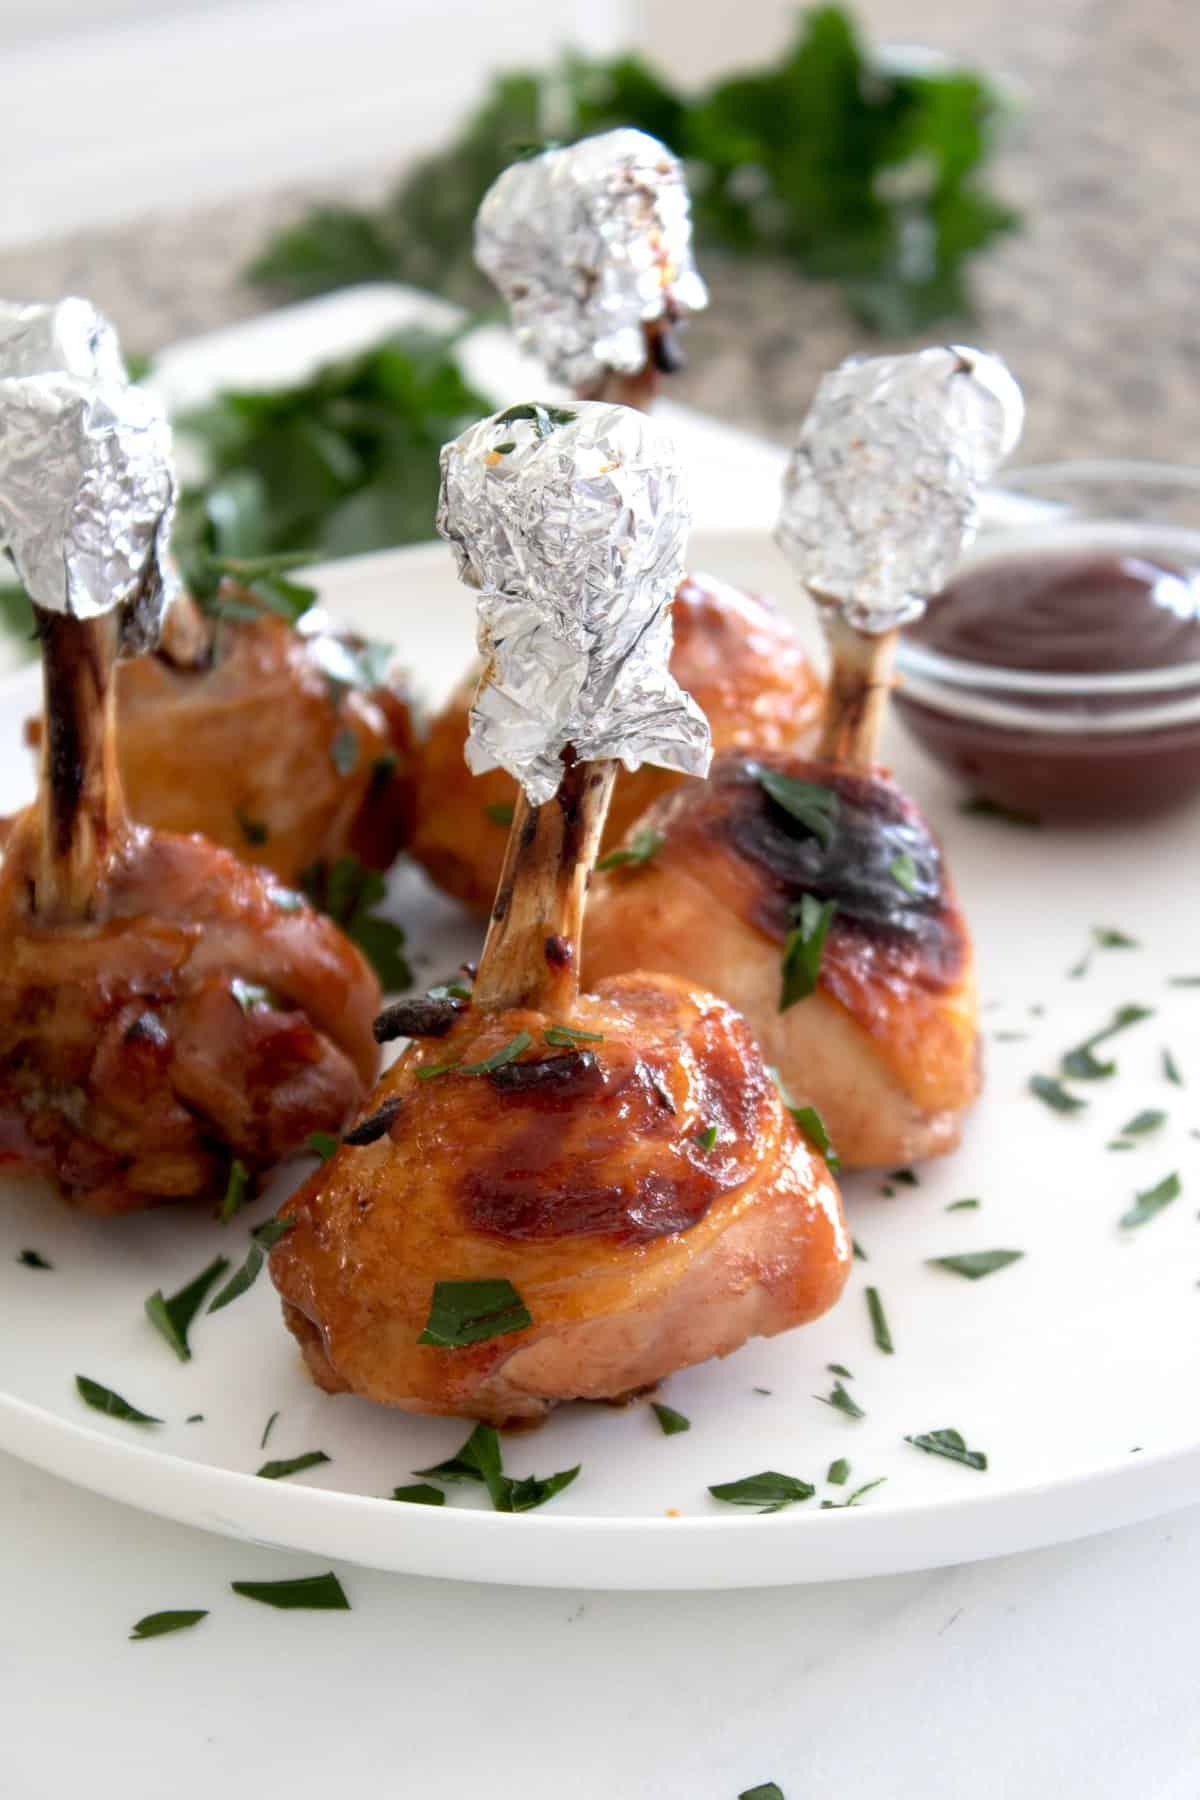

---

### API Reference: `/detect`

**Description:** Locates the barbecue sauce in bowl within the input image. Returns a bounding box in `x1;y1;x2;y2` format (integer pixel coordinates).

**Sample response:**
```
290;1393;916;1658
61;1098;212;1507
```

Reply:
894;544;1200;821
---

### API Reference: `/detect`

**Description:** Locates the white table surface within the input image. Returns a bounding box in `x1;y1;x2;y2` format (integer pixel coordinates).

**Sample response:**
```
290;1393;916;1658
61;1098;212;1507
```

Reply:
5;1449;1200;1799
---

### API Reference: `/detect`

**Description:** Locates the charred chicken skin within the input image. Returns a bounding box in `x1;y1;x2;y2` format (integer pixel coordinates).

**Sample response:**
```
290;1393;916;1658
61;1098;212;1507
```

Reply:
410;575;823;913
585;751;979;1169
270;972;849;1423
26;594;418;883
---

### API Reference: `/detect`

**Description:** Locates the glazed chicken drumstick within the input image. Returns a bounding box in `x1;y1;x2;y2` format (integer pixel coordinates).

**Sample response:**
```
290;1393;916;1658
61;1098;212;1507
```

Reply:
0;304;380;1214
410;130;823;913
3;297;416;887
586;348;1025;1169
270;401;850;1422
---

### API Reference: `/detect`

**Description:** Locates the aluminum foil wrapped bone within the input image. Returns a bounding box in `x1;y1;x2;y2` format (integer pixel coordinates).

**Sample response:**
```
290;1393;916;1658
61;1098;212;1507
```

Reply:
0;362;177;657
437;399;712;805
475;129;708;391
0;297;127;386
776;346;1025;635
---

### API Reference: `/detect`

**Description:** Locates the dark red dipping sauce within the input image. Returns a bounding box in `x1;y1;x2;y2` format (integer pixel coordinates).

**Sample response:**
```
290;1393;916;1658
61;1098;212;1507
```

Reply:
894;548;1200;821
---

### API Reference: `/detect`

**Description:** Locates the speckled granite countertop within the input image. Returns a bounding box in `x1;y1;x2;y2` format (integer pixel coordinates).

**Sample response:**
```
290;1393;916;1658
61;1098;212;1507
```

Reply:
3;0;1197;465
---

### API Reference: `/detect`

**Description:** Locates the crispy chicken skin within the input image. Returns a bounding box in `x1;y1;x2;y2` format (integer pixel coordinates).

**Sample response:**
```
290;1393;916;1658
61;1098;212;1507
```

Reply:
270;973;850;1423
0;815;381;1214
26;607;418;883
410;576;824;913
585;753;980;1169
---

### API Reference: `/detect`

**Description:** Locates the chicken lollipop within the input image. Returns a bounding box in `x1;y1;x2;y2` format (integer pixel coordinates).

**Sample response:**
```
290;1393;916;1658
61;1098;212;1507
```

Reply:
270;402;850;1422
410;131;822;912
4;298;416;886
586;348;1025;1169
0;328;380;1213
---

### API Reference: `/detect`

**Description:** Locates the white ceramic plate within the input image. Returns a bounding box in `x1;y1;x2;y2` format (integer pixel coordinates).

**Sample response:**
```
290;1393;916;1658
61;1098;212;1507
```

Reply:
1;530;1199;1591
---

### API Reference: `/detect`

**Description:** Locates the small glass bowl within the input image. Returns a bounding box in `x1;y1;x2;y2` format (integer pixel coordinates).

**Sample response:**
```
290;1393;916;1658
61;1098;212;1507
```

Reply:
892;461;1200;821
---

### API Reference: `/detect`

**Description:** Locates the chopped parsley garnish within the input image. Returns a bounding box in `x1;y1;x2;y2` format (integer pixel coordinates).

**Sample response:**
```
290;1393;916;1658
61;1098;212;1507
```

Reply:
186;1414;204;1424
130;1610;208;1641
144;1255;231;1361
1168;975;1200;987
822;1477;888;1510
927;1249;1024;1281
866;1286;894;1355
889;1167;919;1187
391;1483;445;1505
305;1131;339;1162
1120;1109;1166;1138
596;827;664;872
217;1158;250;1224
889;851;918;894
826;1457;850;1486
414;1422;578;1512
257;1450;331;1481
1030;1074;1087;1114
483;800;515;827
1119;1171;1181;1230
260;1410;280;1449
543;1023;604;1047
905;1427;987;1471
946;1198;980;1212
329;727;359;776
230;977;277;1014
779;893;836;1010
17;1248;51;1269
960;795;1040;826
769;1069;840;1171
76;1376;162;1426
694;1124;719;1153
207;1217;295;1313
236;810;270;847
299;854;411;991
231;1572;349;1611
827;1363;853;1379
738;1785;785;1800
418;1029;534;1082
417;1277;532;1347
752;766;837;849
1164;1048;1184;1087
493;402;577;435
1060;1005;1154;1081
651;1402;691;1436
708;1471;815;1514
1069;925;1140;977
817;1379;864;1420
852;1239;867;1263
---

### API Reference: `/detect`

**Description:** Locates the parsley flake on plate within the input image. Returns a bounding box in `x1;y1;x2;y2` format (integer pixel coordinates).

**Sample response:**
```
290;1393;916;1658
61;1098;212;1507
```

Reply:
391;1483;446;1506
144;1255;231;1361
866;1286;894;1355
826;1457;850;1486
1119;1171;1181;1230
413;1422;578;1513
256;1450;331;1481
650;1402;691;1436
207;1218;295;1314
129;1610;208;1642
231;1572;349;1611
817;1379;864;1420
708;1471;815;1514
905;1427;987;1471
17;1248;51;1269
76;1376;162;1426
927;1249;1024;1281
1030;1074;1087;1114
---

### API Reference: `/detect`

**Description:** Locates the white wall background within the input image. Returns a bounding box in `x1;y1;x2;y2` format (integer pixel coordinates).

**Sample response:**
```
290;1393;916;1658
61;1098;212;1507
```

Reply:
0;0;818;251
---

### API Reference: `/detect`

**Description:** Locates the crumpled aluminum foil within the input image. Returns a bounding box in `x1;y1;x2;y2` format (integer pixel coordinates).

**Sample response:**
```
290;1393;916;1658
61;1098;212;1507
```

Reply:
475;129;708;391
0;307;177;655
437;398;711;804
0;297;127;386
776;345;1025;634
